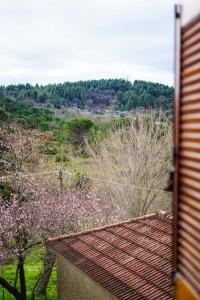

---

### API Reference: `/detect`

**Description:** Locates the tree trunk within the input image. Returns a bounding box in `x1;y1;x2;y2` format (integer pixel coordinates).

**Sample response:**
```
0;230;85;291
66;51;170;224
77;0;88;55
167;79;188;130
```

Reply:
14;262;19;288
0;276;21;300
32;248;55;299
18;256;27;300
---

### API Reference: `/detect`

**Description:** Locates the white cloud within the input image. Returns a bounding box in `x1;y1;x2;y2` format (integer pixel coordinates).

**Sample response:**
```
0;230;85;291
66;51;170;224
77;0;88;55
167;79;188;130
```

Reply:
0;0;176;86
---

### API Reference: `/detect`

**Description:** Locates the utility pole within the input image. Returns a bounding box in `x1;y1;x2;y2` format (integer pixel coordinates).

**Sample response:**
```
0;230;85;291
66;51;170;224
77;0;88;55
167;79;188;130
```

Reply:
58;169;63;196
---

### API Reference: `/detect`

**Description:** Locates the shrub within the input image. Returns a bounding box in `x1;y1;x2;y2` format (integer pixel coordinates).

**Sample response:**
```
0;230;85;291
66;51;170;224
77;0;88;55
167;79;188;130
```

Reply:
64;118;94;146
86;113;172;216
55;154;68;162
38;121;50;132
39;142;57;155
0;109;9;122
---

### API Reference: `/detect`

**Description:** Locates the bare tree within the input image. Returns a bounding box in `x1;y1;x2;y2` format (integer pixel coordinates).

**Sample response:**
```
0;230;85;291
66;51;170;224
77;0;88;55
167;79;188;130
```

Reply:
86;114;172;216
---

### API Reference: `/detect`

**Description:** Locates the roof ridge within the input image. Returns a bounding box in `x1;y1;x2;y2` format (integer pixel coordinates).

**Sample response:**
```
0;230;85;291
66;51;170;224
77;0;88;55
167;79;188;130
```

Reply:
47;212;157;243
156;209;172;221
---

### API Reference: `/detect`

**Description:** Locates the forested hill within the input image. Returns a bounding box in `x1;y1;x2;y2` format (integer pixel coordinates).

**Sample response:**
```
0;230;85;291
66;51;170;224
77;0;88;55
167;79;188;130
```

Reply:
0;79;173;111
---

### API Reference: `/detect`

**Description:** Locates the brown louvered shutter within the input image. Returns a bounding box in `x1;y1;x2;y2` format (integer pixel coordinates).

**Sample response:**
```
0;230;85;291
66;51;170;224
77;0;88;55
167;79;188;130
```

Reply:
174;5;200;300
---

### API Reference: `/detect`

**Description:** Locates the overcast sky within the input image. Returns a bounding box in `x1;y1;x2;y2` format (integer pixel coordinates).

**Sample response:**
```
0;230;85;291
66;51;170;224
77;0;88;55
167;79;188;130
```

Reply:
0;0;176;86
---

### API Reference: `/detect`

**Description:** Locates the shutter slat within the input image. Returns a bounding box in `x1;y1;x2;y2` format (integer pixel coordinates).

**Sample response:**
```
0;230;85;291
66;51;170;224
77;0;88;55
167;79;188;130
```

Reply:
180;122;200;129
182;81;200;94
182;93;200;102
179;202;200;222
179;264;200;293
180;145;200;153
181;103;200;113
179;219;200;243
178;235;200;260
180;186;200;205
179;212;200;242
179;228;200;251
182;48;200;66
180;151;200;163
182;72;200;85
179;255;200;279
182;85;200;96
178;257;200;288
175;10;200;299
181;130;200;138
182;31;200;47
181;141;200;150
181;112;200;120
182;19;200;39
180;166;200;180
182;61;200;76
180;174;200;189
179;246;200;273
182;43;200;60
180;158;200;172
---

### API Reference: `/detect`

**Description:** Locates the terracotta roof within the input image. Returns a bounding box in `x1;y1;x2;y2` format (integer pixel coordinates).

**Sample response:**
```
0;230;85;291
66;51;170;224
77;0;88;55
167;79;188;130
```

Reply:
47;210;173;300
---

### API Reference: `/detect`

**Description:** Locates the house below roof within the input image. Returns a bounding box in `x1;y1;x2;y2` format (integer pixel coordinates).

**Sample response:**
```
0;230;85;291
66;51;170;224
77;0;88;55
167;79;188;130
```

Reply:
47;210;173;300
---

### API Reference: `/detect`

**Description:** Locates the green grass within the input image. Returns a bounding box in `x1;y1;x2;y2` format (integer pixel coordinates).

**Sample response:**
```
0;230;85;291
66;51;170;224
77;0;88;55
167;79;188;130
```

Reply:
0;247;56;300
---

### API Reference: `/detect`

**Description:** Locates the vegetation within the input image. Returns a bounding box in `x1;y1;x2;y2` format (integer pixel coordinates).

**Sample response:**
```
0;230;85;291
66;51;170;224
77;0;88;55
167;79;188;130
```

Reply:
0;91;173;299
0;96;133;154
0;97;54;130
54;118;94;147
86;114;172;216
0;97;94;152
0;247;57;300
0;124;125;299
0;79;173;111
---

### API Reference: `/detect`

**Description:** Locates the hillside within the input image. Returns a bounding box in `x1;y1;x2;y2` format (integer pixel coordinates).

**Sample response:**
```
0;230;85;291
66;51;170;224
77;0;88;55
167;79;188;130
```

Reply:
0;97;55;131
0;79;173;111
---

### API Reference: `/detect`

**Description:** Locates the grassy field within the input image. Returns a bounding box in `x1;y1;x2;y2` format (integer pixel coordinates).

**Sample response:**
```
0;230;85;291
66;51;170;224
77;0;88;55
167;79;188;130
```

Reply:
0;247;56;300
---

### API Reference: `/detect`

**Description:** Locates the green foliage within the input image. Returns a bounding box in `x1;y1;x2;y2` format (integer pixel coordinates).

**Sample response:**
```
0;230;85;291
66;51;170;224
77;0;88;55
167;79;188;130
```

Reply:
63;118;94;146
117;80;173;110
38;142;57;155
0;98;96;151
0;247;56;300
0;109;9;122
69;171;89;188
38;121;50;132
0;181;14;202
89;117;131;142
55;154;68;162
0;97;54;131
1;79;173;111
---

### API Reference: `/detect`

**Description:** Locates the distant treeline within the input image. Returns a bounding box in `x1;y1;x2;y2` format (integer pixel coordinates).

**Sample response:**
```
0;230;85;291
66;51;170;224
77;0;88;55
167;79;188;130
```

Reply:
0;79;173;111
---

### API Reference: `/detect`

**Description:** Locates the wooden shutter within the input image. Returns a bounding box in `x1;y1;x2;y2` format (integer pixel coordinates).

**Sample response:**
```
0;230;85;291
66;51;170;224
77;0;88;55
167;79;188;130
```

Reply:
174;5;200;300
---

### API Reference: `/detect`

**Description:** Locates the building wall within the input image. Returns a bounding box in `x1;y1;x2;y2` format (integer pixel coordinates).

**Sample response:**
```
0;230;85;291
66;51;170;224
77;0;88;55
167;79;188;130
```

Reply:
57;254;117;300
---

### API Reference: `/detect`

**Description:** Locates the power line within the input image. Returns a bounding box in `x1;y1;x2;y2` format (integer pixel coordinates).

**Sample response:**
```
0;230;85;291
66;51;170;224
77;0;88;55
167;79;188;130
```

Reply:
62;170;168;193
0;171;57;181
0;169;169;193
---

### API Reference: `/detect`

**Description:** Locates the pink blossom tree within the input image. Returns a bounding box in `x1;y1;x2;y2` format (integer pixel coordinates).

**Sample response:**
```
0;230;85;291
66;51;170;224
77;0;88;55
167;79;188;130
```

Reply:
0;176;109;299
0;125;126;299
0;176;125;299
0;125;39;175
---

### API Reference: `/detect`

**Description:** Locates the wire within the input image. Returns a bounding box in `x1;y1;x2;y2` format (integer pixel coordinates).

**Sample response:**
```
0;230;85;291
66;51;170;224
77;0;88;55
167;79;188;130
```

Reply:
0;169;169;193
62;170;168;193
0;171;57;181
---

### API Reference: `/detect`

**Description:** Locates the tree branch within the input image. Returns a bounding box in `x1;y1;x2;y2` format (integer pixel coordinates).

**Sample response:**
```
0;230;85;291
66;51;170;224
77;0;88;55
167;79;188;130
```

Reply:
0;276;21;300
